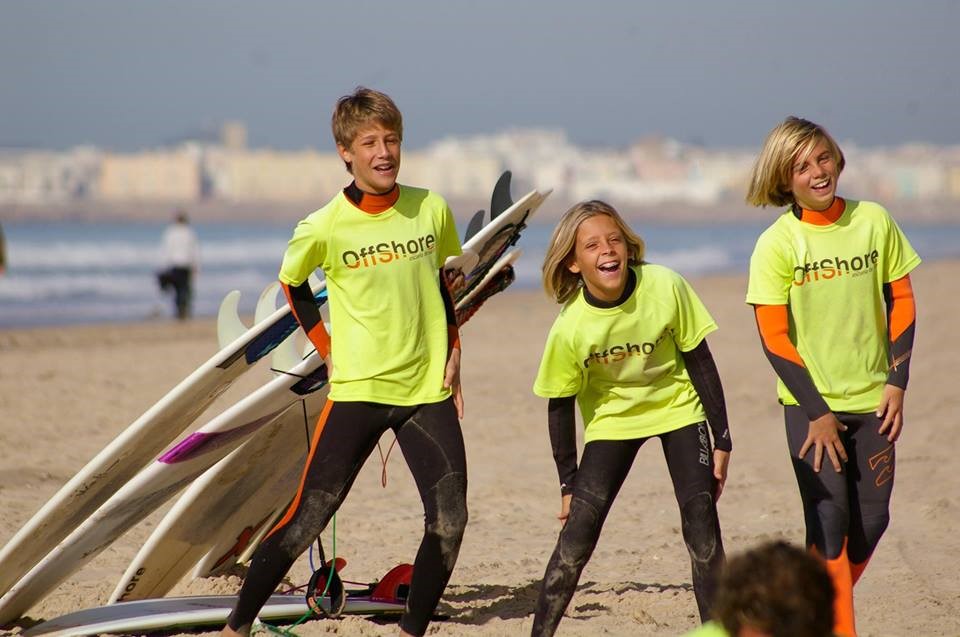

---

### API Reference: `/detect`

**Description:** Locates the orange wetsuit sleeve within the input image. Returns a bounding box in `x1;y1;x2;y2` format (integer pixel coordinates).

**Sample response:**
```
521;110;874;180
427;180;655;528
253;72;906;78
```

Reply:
885;274;916;389
281;280;330;359
754;304;831;420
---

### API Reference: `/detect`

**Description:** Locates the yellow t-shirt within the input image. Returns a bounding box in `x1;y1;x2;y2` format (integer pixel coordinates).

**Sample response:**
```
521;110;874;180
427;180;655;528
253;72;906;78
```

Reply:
279;185;461;405
681;621;729;637
746;199;920;413
534;264;717;443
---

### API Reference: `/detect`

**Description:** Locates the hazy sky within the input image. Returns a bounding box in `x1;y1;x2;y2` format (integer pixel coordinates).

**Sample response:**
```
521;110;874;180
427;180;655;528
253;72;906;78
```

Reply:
3;1;958;152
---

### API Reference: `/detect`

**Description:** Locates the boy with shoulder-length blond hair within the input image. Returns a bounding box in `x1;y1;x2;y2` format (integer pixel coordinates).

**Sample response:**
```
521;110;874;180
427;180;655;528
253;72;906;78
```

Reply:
745;115;920;637
222;86;466;637
746;116;845;208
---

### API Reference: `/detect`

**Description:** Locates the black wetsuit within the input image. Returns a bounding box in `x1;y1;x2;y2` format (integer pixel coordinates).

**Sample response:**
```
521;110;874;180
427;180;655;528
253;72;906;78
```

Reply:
227;398;467;636
784;407;894;564
532;269;730;636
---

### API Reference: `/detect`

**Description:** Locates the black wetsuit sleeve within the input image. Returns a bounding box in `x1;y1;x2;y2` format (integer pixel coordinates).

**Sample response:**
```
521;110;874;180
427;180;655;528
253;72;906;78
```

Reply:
754;305;831;421
681;340;732;452
547;396;578;496
281;280;329;358
884;278;916;389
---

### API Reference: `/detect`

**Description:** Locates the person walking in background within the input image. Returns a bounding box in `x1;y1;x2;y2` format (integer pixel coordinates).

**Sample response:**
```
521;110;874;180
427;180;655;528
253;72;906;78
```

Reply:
531;200;731;636
159;210;200;320
745;116;920;637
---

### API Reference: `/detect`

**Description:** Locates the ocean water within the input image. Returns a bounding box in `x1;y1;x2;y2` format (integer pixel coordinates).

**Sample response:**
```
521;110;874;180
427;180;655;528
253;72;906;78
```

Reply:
1;219;958;329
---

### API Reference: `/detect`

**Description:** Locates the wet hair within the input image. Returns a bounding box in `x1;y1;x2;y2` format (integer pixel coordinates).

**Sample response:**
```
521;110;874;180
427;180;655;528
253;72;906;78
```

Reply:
541;200;645;304
713;540;835;637
331;87;403;172
746;116;845;208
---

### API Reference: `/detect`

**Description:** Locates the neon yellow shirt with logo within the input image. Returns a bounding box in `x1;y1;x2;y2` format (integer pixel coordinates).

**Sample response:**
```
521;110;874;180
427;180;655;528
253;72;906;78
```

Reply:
279;185;461;405
746;200;920;413
534;264;717;443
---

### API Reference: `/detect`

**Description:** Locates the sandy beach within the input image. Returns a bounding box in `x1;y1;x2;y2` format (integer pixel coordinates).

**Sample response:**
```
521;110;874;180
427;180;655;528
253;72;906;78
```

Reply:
1;260;958;636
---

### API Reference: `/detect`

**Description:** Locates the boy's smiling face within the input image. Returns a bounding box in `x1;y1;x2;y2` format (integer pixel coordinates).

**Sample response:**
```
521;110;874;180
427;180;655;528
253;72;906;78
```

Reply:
337;122;401;194
790;138;839;211
567;213;629;303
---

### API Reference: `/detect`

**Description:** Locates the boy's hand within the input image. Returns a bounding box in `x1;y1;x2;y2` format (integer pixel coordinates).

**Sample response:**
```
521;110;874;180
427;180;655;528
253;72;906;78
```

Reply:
444;347;464;418
713;449;730;500
877;384;906;442
558;493;572;528
322;354;334;381
800;412;848;473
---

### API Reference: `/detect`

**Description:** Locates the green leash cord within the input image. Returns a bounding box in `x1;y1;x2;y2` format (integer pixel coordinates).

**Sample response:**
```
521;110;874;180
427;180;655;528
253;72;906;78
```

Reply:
252;514;337;636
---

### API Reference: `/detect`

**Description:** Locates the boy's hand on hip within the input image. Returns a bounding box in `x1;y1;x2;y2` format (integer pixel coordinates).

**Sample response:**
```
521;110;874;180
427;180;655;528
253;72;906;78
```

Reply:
801;412;848;473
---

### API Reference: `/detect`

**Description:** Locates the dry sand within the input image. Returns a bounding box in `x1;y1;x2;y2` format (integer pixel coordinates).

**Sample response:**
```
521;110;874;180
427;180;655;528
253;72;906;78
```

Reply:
1;261;958;636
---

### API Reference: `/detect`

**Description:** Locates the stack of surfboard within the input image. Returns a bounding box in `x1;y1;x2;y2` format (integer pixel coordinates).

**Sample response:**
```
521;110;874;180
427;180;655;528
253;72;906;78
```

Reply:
0;172;551;636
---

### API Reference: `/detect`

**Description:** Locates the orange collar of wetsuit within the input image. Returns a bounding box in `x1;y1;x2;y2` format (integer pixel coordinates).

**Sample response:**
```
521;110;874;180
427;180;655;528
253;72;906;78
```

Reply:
345;183;400;214
799;197;845;225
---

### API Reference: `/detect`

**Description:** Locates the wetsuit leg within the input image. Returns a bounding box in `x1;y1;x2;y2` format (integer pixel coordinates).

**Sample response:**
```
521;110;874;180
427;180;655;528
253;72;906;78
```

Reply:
531;438;643;637
785;406;856;636
842;412;895;579
660;421;725;622
785;406;851;558
392;397;468;637
226;400;396;633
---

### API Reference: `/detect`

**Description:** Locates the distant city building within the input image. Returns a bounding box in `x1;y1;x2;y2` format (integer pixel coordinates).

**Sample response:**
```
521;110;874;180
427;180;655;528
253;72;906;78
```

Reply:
98;148;200;202
220;121;247;151
401;152;502;199
0;147;99;204
206;149;344;202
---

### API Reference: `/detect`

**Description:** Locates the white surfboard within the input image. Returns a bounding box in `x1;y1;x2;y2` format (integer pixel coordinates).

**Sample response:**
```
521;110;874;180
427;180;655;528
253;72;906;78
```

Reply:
23;593;403;637
0;351;330;624
0;281;327;601
112;249;527;602
110;393;323;602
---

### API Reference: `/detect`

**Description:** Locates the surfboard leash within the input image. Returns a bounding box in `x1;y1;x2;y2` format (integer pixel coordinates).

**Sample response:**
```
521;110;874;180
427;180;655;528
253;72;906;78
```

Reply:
377;434;399;488
253;515;339;635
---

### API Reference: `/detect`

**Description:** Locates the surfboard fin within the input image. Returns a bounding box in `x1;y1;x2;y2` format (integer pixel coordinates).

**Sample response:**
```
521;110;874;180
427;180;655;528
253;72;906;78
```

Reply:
463;209;485;243
255;283;300;374
370;563;413;603
216;290;249;350
490;170;513;219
